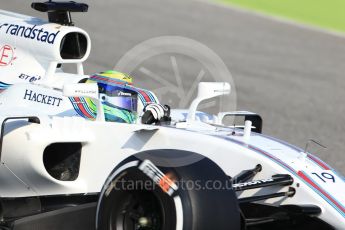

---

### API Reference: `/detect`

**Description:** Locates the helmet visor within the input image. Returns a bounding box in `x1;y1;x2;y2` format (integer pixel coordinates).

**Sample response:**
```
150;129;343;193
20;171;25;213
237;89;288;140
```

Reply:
99;83;138;112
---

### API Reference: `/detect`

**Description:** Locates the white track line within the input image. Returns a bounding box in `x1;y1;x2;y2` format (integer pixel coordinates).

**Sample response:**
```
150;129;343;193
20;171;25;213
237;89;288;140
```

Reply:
193;0;345;39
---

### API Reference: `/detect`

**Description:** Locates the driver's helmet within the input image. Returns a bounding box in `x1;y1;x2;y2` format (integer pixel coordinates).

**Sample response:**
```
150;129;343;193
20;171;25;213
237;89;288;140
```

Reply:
84;70;138;123
70;70;159;123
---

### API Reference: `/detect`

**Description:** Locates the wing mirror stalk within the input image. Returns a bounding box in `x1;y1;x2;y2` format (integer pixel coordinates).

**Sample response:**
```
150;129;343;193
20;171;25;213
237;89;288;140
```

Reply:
187;82;230;122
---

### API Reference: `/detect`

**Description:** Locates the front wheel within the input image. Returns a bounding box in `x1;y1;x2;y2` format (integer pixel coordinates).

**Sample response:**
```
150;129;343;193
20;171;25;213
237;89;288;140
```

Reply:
96;149;241;230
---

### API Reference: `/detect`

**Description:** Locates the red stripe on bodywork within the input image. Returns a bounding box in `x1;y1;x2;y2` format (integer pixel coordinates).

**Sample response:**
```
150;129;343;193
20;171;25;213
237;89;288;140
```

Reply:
307;154;330;170
249;144;295;173
298;171;345;214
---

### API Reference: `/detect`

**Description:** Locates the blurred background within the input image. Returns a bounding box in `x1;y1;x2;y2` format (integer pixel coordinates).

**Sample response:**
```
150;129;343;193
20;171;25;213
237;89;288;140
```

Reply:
2;0;345;174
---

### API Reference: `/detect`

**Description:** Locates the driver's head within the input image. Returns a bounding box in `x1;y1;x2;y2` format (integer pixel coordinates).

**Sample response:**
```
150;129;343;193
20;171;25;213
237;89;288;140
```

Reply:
95;70;133;84
86;70;138;123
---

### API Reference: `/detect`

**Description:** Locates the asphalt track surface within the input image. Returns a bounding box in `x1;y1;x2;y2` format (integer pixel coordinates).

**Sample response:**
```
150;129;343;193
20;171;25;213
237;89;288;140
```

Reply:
2;0;345;174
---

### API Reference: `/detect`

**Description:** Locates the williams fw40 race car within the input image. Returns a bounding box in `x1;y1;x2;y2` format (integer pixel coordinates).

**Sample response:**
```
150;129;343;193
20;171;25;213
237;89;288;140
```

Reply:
0;2;344;230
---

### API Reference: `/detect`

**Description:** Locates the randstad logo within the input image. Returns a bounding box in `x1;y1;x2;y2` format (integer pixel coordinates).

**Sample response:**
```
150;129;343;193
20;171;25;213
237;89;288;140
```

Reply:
0;23;60;44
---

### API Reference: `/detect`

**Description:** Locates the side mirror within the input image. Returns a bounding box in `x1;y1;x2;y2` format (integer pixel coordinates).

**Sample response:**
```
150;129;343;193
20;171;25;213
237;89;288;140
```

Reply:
187;82;230;122
63;83;105;121
216;111;263;133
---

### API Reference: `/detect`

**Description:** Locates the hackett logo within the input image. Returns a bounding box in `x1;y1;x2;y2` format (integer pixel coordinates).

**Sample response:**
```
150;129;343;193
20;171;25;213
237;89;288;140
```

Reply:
0;23;60;44
24;89;62;107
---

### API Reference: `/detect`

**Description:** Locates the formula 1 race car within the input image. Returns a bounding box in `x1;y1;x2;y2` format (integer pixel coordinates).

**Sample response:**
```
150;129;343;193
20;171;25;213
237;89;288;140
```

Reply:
0;2;344;230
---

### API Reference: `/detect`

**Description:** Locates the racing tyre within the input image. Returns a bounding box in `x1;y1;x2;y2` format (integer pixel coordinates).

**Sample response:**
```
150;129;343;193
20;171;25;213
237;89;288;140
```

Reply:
96;149;241;230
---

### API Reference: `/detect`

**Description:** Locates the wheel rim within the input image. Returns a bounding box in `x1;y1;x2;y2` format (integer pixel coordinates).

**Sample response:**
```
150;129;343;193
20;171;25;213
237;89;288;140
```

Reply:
110;191;164;230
